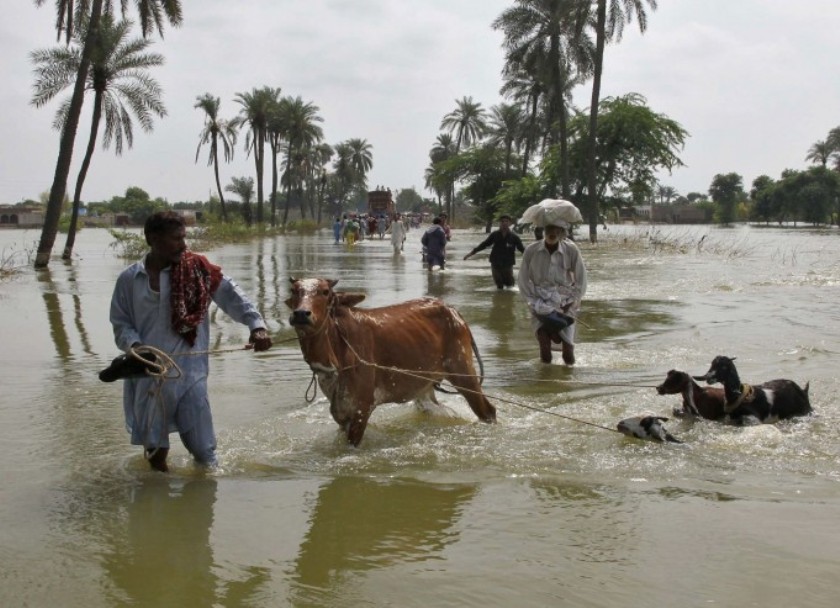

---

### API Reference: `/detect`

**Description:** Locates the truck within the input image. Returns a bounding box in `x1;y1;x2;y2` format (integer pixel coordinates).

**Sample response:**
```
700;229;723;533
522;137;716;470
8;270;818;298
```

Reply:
367;189;395;218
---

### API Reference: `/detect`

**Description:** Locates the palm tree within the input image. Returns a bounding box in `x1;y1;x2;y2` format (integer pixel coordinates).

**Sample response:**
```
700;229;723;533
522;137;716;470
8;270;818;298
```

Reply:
33;0;182;268
486;102;527;178
225;176;255;225
347;138;374;181
266;97;288;227
279;96;324;225
440;96;488;157
195;93;238;221
581;0;657;242
805;140;832;168
499;66;548;176
493;0;594;197
426;133;456;212
31;15;166;260
331;142;355;210
310;142;333;223
440;97;487;219
233;86;281;224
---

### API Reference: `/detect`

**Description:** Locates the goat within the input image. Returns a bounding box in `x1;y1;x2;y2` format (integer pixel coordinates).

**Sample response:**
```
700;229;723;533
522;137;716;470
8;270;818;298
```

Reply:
693;356;812;423
617;416;681;443
656;369;727;421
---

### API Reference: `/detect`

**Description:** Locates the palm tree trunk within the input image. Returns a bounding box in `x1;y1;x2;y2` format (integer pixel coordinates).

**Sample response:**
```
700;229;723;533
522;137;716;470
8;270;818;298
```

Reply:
522;92;539;176
255;131;265;224
63;93;103;260
212;138;228;221
35;0;104;268
270;144;279;227
282;174;292;225
559;102;570;199
585;0;607;243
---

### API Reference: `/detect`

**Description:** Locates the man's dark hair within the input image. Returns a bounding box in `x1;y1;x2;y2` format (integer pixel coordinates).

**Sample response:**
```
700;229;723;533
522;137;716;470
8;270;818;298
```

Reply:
499;214;512;221
432;217;442;225
144;211;185;245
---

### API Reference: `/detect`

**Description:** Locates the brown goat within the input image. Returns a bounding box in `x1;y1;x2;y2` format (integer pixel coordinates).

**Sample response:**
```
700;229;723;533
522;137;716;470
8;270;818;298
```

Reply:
656;369;727;421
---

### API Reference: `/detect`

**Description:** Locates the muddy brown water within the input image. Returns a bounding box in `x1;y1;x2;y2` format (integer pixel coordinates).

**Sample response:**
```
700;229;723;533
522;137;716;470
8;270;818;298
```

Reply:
1;224;839;607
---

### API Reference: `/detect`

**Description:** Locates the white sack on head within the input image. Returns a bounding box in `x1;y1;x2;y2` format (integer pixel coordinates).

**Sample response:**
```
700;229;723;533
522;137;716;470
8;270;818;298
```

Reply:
518;198;583;228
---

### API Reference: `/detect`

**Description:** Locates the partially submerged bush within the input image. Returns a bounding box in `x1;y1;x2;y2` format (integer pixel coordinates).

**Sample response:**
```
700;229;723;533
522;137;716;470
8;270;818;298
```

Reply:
285;219;318;234
0;242;35;279
108;229;147;260
592;226;754;258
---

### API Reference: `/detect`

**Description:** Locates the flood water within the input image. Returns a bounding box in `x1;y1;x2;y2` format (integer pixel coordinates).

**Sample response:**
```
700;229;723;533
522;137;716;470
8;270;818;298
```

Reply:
1;223;839;607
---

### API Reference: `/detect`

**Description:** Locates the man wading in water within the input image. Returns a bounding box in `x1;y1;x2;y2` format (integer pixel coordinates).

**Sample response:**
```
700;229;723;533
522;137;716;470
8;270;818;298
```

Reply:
517;221;587;365
108;211;272;471
463;214;525;289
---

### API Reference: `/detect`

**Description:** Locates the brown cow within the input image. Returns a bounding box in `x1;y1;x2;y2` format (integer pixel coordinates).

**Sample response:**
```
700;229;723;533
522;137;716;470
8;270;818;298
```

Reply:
286;278;497;445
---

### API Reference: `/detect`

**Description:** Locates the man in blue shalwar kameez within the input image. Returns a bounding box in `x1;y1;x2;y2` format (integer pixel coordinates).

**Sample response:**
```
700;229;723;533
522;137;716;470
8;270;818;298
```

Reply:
109;211;272;471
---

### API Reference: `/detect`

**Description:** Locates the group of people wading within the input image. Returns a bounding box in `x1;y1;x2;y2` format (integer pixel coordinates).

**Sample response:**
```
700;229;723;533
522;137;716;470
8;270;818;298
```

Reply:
104;210;585;472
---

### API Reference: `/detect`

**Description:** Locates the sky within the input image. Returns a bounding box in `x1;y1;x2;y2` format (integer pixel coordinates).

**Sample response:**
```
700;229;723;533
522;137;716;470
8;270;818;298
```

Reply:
2;0;840;205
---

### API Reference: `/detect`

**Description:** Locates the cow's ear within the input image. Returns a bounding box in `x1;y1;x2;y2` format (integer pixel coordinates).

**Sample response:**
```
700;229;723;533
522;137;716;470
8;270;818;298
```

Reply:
289;277;298;285
336;292;366;308
328;279;338;289
284;297;293;309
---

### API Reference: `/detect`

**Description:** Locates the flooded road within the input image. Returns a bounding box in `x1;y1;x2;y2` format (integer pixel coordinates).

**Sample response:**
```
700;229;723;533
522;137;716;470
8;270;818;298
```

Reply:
1;224;839;607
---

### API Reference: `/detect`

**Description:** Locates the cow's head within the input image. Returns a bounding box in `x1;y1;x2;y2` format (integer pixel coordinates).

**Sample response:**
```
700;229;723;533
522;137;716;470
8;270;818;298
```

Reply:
286;278;366;329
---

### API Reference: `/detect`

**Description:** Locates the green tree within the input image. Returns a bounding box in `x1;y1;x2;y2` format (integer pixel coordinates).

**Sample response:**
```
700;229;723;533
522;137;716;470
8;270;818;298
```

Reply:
33;0;182;268
493;0;593;197
485;102;526;179
805;140;832;168
580;0;658;242
774;168;840;226
233;86;281;224
109;186;167;224
499;62;547;176
279;96;324;225
310;142;333;223
708;173;744;226
225;176;255;225
493;174;548;221
435;145;509;230
749;175;776;224
195;93;238;222
440;96;488;219
32;14;166;259
426;133;457;212
395;187;424;213
563;93;686;205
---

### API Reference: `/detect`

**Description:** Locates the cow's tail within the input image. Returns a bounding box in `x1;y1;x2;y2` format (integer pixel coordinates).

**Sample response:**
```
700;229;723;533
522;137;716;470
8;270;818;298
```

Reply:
470;333;485;386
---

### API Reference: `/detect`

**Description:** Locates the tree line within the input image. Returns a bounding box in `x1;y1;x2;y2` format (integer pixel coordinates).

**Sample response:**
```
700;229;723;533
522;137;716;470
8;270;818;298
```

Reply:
27;1;839;268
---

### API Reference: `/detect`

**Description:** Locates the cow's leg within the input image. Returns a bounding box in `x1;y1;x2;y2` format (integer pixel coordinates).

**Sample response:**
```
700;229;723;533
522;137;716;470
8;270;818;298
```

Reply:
346;405;373;447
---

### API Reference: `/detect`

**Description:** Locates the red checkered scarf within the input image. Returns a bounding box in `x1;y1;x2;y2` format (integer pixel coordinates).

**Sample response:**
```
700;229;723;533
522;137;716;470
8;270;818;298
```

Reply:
169;252;223;346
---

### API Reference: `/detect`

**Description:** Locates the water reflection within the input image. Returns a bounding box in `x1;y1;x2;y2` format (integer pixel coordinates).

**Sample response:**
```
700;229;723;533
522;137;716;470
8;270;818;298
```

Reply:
425;271;452;298
38;268;73;362
97;476;267;605
290;476;476;602
103;477;218;604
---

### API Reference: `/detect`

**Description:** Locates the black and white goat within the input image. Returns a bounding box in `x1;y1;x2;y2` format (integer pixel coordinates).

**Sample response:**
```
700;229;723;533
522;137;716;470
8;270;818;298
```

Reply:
693;356;812;423
656;369;727;421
